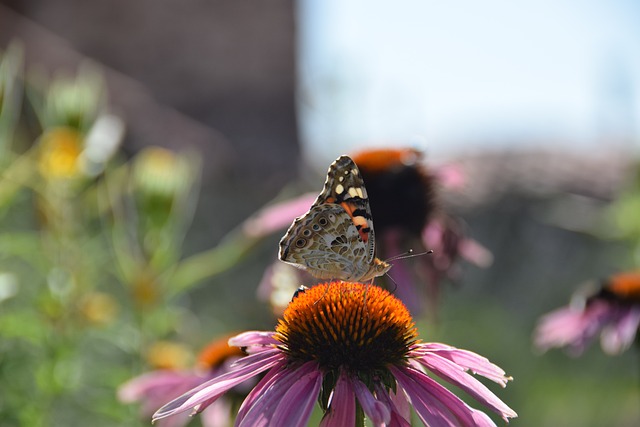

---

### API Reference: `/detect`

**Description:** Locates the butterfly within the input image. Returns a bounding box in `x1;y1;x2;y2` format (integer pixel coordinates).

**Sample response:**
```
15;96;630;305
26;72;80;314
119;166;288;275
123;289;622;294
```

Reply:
279;155;391;282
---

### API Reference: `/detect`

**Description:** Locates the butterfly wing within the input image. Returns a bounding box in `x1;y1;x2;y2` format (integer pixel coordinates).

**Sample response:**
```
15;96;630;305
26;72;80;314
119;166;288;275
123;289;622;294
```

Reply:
278;204;372;281
312;155;376;264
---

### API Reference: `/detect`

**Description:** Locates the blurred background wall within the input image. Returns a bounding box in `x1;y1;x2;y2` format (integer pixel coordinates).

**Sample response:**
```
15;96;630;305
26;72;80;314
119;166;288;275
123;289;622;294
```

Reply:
0;0;299;249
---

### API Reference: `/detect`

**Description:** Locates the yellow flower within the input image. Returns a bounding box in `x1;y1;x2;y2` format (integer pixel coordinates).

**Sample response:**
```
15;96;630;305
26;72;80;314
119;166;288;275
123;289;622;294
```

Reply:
131;270;159;307
133;147;190;200
38;127;83;179
146;341;192;370
79;291;118;325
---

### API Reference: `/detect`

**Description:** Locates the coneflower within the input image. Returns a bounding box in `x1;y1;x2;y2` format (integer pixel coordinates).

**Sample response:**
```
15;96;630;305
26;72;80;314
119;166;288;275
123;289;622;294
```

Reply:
154;282;516;426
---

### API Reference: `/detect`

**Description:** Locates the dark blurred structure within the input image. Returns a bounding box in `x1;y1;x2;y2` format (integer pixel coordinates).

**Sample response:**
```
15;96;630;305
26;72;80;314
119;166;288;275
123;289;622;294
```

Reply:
0;0;299;246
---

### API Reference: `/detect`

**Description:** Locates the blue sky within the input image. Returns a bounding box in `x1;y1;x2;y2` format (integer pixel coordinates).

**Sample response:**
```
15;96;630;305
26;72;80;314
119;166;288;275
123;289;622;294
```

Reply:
297;0;640;162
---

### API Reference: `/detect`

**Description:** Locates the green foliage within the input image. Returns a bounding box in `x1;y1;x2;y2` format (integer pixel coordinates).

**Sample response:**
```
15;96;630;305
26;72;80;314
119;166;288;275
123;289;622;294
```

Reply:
0;42;263;426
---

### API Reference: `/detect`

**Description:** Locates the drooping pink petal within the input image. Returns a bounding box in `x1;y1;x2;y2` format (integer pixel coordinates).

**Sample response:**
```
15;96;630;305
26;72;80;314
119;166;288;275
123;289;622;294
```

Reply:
118;369;211;422
118;371;198;404
242;192;318;238
414;343;512;387
391;365;501;427
471;411;501;426
413;352;517;420
152;349;284;422
374;383;411;427
235;358;288;424
320;370;355;427
351;376;390;426
195;358;287;424
392;366;475;427
388;387;411;423
229;331;279;351
600;306;640;355
237;368;298;427
238;361;321;427
272;365;323;426
422;221;450;271
457;238;494;268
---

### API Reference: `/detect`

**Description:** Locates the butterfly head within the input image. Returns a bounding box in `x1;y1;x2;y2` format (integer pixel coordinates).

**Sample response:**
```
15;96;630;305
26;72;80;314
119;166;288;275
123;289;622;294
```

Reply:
358;258;392;282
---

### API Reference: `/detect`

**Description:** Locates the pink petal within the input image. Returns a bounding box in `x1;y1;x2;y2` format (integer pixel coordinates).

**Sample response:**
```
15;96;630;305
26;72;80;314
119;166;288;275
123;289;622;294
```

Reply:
200;398;232;427
272;365;323;426
433;163;466;190
600;306;640;355
320;370;355;427
379;230;424;314
391;365;501;427
374;384;411;427
152;349;284;422
242;192;318;238
238;361;321;427
118;371;195;403
415;343;512;387
457;238;494;267
235;358;290;422
533;301;612;355
351;377;390;426
229;331;279;351
153;413;193;427
414;352;517;420
118;370;211;420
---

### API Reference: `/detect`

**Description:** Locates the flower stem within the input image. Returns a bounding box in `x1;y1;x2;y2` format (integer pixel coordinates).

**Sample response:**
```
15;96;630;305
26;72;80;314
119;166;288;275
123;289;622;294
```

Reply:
355;402;365;427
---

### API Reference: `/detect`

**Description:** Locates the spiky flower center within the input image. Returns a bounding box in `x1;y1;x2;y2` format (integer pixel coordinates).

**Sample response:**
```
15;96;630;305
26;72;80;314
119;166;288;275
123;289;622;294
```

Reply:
275;282;417;375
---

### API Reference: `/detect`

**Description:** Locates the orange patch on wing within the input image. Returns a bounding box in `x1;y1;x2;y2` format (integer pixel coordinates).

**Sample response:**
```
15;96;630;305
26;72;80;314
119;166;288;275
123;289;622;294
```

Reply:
605;271;640;301
340;201;370;243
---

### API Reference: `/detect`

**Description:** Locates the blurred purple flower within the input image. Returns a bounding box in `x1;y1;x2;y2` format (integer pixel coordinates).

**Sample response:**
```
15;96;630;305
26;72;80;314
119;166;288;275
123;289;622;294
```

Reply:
254;148;491;315
352;148;492;315
534;272;640;356
153;282;516;426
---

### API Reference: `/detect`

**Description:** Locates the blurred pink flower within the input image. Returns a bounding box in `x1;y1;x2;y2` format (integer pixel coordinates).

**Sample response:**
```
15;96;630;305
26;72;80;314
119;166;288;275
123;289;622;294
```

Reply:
242;192;318;239
154;283;516;426
534;271;640;356
119;335;247;427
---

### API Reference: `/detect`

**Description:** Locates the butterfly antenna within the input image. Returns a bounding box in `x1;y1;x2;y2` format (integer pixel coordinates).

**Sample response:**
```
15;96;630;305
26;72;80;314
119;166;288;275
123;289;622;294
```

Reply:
386;249;434;263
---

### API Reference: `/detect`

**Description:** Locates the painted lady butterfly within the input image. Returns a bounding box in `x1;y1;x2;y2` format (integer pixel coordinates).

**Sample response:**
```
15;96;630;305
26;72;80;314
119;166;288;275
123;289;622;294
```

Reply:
279;155;391;282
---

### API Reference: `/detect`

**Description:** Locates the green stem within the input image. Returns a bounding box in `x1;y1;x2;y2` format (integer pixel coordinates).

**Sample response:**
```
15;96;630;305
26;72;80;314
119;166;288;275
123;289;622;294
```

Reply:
0;148;38;206
355;401;365;427
168;229;260;297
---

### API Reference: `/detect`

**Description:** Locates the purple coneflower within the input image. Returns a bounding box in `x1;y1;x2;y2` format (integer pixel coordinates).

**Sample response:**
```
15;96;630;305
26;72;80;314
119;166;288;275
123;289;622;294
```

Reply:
119;335;247;427
534;271;640;356
153;282;516;426
255;148;491;316
351;148;492;315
